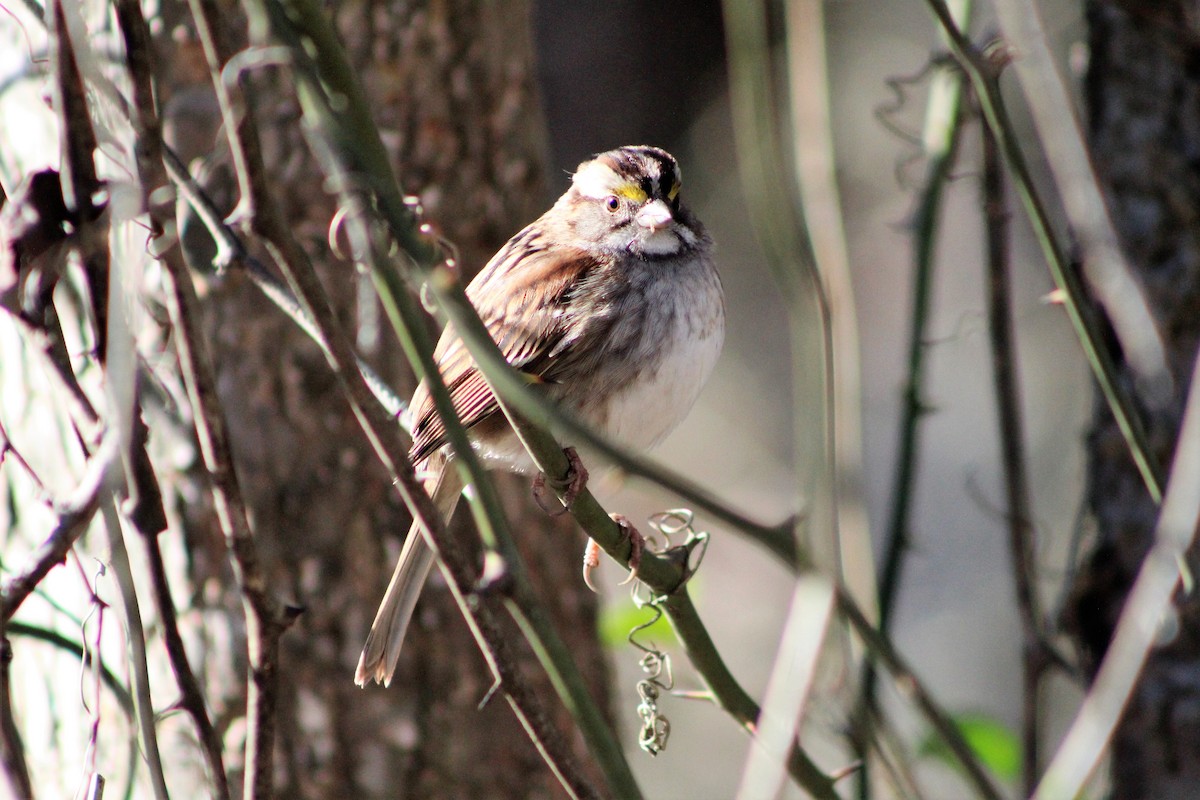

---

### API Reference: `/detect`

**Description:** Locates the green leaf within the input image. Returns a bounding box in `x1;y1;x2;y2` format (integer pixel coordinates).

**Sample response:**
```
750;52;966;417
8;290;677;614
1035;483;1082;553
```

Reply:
918;712;1021;782
597;602;677;649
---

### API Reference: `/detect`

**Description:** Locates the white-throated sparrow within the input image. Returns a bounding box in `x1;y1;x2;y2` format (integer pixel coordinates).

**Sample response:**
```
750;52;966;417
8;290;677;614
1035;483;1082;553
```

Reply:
356;145;724;686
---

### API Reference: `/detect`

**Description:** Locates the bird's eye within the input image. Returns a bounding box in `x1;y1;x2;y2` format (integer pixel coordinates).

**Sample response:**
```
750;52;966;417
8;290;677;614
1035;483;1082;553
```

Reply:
604;195;620;212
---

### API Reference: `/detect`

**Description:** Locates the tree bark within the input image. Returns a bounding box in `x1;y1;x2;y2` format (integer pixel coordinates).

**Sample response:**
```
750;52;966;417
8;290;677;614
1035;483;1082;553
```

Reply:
1071;3;1200;797
158;1;609;797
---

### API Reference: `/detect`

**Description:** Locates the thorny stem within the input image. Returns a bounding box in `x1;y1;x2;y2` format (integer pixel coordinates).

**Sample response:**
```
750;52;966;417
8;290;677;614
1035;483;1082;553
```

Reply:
855;32;968;799
981;117;1043;795
922;0;1164;504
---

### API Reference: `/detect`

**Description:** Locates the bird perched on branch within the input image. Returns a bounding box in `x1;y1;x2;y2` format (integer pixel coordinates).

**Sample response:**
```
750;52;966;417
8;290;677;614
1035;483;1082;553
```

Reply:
356;145;724;687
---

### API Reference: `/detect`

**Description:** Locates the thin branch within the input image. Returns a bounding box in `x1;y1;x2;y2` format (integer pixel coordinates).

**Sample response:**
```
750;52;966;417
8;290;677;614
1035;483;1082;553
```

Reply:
1;435;117;621
47;27;166;790
6;620;133;716
121;37;299;788
142;535;230;799
49;0;107;363
98;501;170;800
109;2;236;794
854;16;969;795
922;0;1165;504
785;0;877;647
876;41;966;646
981;115;1043;795
721;2;841;796
158;204;295;800
989;0;1171;409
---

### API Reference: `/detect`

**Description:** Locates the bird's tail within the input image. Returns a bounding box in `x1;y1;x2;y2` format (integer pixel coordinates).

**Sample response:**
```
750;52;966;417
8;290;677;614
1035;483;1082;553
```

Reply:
355;454;462;687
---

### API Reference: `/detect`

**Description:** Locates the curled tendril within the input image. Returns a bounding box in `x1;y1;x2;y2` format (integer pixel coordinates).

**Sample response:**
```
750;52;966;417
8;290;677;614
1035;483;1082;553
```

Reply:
625;508;711;756
629;602;673;756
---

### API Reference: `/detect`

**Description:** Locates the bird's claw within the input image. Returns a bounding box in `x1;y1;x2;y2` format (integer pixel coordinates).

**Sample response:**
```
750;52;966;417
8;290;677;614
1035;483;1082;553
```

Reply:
533;446;589;516
582;538;602;592
612;514;644;586
581;514;645;591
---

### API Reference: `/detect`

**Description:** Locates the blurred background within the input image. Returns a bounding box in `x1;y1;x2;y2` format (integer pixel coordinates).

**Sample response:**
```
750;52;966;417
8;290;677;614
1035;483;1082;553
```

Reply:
0;0;1100;798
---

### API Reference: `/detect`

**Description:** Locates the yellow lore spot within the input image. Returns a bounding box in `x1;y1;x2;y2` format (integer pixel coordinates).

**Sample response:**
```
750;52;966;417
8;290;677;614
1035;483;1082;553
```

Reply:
614;183;648;203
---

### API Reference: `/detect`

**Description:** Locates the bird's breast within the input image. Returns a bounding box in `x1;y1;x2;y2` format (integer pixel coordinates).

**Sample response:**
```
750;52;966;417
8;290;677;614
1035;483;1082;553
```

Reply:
585;265;724;450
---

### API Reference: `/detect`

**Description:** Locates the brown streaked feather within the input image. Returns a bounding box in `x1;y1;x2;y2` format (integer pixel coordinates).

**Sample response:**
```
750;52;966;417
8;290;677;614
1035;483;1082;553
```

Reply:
409;232;606;463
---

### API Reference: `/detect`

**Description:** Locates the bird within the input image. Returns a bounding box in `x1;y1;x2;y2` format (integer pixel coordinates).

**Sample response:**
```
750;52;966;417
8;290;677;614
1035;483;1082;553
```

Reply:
356;145;725;687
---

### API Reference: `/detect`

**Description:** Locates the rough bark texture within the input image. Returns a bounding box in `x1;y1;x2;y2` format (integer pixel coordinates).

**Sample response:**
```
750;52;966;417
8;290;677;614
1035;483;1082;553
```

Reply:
156;1;609;797
1071;3;1200;797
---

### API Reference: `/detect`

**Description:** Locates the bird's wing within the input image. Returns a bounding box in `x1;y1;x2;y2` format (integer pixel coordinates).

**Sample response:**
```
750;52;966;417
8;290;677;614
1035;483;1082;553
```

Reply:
408;231;606;463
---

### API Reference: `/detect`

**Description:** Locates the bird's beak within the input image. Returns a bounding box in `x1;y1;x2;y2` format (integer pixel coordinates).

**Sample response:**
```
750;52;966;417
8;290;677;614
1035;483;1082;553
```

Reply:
635;199;673;232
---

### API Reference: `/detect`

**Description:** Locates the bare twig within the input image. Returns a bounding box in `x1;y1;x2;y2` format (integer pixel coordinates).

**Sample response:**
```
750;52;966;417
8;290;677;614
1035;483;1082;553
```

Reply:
98;501;170;800
5;621;133;716
981;115;1043;795
49;0;107;362
109;3;235;794
116;29;299;786
1;435;117;621
922;0;1165;503
785;0;877;647
854;10;969;794
722;1;855;795
142;536;231;798
159;202;295;800
989;0;1171;409
47;24;168;789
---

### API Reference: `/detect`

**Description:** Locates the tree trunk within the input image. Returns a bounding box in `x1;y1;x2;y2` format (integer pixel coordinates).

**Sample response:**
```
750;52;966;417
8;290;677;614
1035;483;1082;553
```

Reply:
1071;3;1200;797
159;1;609;797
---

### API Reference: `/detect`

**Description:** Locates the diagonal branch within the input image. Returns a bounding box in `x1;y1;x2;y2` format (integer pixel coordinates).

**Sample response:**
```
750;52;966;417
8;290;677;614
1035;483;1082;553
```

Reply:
1;435;117;621
180;2;605;795
981;114;1044;796
922;0;1165;504
989;0;1170;408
